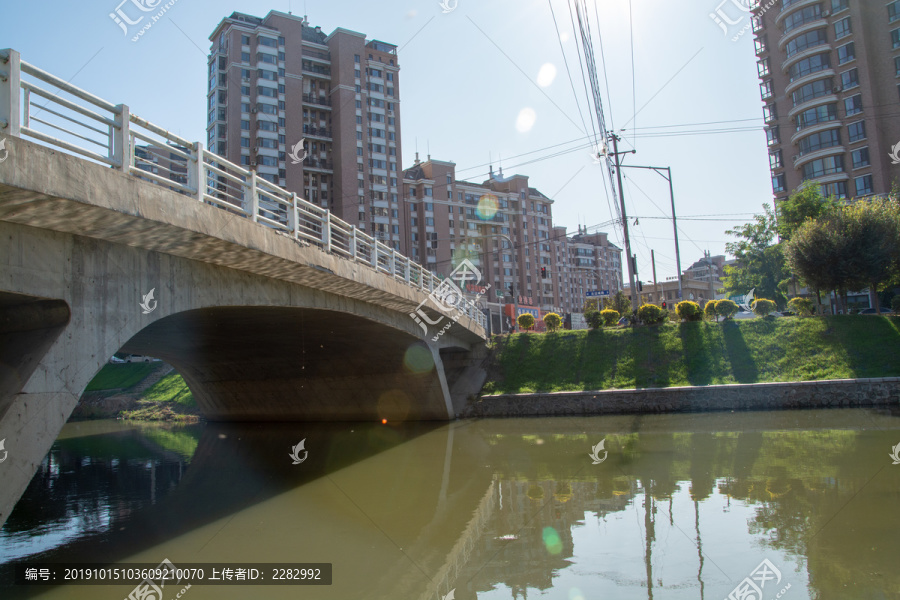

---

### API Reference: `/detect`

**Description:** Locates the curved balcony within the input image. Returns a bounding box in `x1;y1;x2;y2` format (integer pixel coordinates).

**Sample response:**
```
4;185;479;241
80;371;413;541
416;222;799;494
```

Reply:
793;144;845;168
791;119;842;144
779;19;829;51
785;68;834;95
788;93;838;119
804;172;849;185
775;0;822;26
781;38;831;73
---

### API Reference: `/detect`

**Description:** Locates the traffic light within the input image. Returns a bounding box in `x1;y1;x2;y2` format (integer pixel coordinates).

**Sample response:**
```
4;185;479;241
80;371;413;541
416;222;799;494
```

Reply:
541;267;547;278
638;281;643;292
662;301;667;309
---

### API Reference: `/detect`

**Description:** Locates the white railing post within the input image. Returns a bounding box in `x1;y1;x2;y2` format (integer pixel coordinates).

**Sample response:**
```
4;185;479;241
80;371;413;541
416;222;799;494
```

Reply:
249;170;259;221
371;241;378;268
322;211;331;253
350;226;358;261
0;49;21;137
289;192;298;239
189;142;204;202
403;257;410;283
389;249;396;279
113;103;130;171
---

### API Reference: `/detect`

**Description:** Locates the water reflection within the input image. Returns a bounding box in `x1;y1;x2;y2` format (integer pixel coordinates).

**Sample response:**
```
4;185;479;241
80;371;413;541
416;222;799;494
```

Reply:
0;410;898;599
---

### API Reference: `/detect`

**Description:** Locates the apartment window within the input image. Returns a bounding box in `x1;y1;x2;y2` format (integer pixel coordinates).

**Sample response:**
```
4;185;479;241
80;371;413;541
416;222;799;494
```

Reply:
785;29;828;58
794;57;834;87
241;52;250;62
760;79;774;100
772;173;786;193
259;37;277;47
240;86;250;95
758;58;770;77
241;35;250;45
798;128;841;154
755;36;768;54
821;181;848;198
851;147;870;169
358;179;365;189
895;56;900;76
834;17;851;40
840;68;859;90
837;42;855;65
240;120;250;130
356;116;363;124
784;4;822;33
847;120;866;142
801;155;844;180
855;175;873;196
796;103;838;130
831;0;848;11
425;218;435;226
354;54;360;63
792;78;833;107
763;104;777;122
844;94;862;115
355;100;362;109
766;125;779;147
240;137;250;148
769;150;783;169
354;69;361;78
890;1;900;22
892;29;900;49
356;147;363;156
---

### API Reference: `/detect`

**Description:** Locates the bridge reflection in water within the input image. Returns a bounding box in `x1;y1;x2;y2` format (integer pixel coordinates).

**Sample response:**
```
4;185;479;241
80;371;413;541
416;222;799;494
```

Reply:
2;409;900;599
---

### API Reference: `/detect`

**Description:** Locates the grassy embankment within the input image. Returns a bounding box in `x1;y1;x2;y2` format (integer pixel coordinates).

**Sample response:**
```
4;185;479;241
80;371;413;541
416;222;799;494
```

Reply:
484;315;900;395
85;363;198;421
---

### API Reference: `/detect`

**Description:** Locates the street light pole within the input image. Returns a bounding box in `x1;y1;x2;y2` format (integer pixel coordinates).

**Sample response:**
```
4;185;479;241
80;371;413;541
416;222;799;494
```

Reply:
617;164;683;302
465;232;518;334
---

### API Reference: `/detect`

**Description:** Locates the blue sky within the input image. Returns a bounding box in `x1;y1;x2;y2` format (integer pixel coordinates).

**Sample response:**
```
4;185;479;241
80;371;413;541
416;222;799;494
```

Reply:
1;0;771;281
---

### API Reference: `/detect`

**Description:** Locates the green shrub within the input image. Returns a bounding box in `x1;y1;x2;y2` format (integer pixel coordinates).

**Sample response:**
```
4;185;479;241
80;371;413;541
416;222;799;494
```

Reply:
703;300;718;321
637;303;666;325
751;298;777;317
543;312;562;332
517;313;535;331
585;310;603;329
600;309;620;327
675;301;702;322
715;299;740;320
787;297;814;317
892;296;900;314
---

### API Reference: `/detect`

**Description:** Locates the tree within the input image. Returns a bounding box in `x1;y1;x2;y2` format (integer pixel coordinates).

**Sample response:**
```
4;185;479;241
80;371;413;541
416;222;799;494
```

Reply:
585;310;603;329
543;312;562;332
610;291;632;317
839;199;900;314
600;309;620;327
517;313;535;331
723;204;790;308
715;299;739;320
637;303;667;325
675;301;702;322
751;298;776;317
703;300;718;322
775;182;839;242
583;299;599;314
787;297;814;317
785;199;900;314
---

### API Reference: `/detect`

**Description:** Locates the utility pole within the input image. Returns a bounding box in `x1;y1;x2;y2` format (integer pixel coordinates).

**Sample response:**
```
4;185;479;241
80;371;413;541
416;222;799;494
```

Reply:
666;168;683;301
608;133;638;318
651;249;658;296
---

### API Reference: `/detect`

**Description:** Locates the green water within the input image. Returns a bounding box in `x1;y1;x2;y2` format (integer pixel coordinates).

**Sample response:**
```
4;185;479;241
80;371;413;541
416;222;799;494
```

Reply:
1;409;899;599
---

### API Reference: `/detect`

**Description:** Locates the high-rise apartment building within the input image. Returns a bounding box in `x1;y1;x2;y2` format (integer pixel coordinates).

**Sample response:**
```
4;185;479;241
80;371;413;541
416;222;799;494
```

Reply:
551;227;623;315
207;11;405;250
402;158;621;315
754;0;900;201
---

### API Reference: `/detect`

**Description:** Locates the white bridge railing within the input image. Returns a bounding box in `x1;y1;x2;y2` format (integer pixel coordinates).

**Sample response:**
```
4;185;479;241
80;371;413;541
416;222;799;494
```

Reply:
0;48;486;332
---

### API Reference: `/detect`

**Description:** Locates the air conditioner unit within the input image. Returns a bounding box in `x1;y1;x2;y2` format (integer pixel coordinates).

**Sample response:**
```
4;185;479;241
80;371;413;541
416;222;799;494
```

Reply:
832;86;842;93
250;161;257;167
823;9;830;16
251;107;258;113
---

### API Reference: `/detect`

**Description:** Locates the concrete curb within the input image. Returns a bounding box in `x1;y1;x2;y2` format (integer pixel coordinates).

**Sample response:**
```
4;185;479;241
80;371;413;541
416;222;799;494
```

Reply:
462;377;900;418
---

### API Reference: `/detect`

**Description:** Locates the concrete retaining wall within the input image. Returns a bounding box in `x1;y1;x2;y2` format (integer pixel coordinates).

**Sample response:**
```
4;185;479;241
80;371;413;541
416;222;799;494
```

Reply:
463;378;900;418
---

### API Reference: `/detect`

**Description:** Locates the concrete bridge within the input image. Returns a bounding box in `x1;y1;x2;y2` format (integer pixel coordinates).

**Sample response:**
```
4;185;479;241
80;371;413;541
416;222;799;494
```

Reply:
0;49;487;527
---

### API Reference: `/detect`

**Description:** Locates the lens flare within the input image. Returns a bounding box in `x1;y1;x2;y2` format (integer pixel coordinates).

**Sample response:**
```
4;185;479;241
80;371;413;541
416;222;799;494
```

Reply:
568;588;585;600
476;194;499;220
542;526;563;555
516;107;536;133
403;344;434;373
377;389;411;422
536;63;557;87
